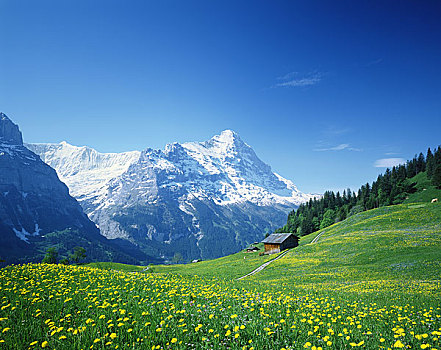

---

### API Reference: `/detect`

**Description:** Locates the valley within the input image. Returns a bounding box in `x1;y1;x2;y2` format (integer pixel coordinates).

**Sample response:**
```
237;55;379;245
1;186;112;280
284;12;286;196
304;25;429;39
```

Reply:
0;202;440;349
3;3;441;349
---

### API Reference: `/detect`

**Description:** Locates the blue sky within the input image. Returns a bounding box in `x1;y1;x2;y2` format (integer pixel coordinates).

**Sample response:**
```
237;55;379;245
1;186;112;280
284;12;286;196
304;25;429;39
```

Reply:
1;1;440;194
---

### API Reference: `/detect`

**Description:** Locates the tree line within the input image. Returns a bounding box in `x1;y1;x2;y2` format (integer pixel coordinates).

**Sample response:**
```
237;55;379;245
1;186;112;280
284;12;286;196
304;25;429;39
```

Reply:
42;246;86;265
276;146;441;236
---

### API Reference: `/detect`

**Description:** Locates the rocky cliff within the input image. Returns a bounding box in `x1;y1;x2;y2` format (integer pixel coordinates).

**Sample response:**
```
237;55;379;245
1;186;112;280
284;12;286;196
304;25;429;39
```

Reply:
0;113;147;264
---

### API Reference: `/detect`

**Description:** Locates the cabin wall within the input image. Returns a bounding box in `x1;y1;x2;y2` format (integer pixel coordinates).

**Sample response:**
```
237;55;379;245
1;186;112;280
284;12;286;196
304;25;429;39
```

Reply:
264;243;280;254
280;236;299;251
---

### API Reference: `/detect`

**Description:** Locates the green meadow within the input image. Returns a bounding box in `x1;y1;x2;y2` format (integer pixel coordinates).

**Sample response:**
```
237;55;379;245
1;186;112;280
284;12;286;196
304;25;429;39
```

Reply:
0;202;440;350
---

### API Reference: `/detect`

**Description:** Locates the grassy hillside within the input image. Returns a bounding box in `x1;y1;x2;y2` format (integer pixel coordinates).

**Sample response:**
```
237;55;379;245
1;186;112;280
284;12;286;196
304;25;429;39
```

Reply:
405;171;441;204
89;201;441;286
147;202;441;295
2;203;440;350
249;203;441;297
83;243;278;279
139;243;283;280
85;262;146;273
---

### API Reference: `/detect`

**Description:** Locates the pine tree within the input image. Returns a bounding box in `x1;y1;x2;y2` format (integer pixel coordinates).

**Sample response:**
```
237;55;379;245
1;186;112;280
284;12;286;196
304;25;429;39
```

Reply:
427;148;434;178
406;159;416;178
432;164;441;189
435;146;441;167
416;152;426;173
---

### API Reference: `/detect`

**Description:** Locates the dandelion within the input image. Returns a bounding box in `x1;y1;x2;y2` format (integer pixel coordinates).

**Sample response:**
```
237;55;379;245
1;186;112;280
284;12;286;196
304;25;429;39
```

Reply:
393;340;405;348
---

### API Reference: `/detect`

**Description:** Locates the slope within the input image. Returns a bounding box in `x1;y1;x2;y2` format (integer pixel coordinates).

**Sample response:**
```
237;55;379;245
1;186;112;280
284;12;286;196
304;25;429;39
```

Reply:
139;202;441;295
20;202;440;350
404;171;441;204
247;202;441;296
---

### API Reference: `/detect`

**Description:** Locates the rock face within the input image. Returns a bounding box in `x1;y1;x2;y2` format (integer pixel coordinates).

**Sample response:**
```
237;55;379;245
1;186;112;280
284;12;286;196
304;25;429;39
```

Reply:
0;113;22;145
0;113;145;265
29;130;316;262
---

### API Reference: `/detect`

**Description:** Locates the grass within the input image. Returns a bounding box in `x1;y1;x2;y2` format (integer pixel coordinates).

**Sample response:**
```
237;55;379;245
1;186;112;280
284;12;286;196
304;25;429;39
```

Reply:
85;262;146;273
404;172;441;204
248;203;441;298
1;203;440;349
149;243;284;280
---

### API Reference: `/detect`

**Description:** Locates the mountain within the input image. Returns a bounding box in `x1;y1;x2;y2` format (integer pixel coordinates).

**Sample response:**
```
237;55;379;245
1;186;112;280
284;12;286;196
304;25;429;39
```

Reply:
0;113;146;265
28;130;316;262
28;141;141;214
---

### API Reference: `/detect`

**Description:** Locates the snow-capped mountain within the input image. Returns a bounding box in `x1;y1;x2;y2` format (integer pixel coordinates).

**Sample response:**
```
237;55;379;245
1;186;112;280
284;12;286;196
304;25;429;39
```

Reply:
28;130;315;261
28;142;141;213
0;113;144;264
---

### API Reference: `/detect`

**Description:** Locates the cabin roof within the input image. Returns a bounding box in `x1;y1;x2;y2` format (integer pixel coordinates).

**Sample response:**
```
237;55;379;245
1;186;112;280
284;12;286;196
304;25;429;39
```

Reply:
261;233;296;244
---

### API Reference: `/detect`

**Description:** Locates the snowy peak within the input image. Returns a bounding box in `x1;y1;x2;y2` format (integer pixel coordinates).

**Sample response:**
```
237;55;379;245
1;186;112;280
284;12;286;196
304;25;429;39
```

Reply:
28;131;314;209
26;141;141;210
28;141;140;178
208;129;243;149
119;130;312;207
0;112;23;145
193;129;249;157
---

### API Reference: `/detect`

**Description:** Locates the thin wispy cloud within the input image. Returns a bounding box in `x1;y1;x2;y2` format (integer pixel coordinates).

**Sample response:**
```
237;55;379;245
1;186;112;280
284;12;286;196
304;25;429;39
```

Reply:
273;71;323;88
314;143;362;152
322;126;352;136
365;58;383;67
276;72;298;81
374;158;406;168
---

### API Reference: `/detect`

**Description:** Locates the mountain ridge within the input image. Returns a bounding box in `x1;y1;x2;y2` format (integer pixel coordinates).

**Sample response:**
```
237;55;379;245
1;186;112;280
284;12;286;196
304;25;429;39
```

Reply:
28;129;316;262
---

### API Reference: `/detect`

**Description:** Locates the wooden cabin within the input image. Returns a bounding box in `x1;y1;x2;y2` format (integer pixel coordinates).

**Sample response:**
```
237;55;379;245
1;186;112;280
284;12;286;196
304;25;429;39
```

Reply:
261;233;299;254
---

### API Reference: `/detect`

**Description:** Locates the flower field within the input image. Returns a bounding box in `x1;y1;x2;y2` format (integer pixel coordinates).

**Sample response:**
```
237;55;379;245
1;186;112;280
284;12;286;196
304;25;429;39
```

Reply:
1;203;440;349
0;263;440;350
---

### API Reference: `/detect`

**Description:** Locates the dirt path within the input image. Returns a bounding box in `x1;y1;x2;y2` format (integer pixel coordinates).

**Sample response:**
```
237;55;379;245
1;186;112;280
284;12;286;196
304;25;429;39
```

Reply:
236;230;326;280
236;249;292;280
310;230;325;244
